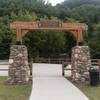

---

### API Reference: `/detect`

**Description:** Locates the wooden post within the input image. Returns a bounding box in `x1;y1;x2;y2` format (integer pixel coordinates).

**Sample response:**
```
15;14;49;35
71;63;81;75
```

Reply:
62;64;65;76
77;30;83;45
16;29;22;44
70;31;79;45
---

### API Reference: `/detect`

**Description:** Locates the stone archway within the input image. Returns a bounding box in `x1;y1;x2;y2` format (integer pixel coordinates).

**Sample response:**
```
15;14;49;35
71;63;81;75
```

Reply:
8;20;91;85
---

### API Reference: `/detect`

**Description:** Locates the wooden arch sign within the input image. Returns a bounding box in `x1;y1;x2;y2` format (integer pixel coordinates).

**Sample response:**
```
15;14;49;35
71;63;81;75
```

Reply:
10;21;88;45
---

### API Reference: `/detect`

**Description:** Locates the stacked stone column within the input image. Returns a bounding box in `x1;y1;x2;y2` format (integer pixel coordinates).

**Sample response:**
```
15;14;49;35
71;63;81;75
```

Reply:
8;45;29;85
71;46;91;82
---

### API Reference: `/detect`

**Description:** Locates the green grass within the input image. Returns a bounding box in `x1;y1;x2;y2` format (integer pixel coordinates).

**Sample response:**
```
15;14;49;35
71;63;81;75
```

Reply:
75;83;100;100
0;77;32;100
0;77;100;100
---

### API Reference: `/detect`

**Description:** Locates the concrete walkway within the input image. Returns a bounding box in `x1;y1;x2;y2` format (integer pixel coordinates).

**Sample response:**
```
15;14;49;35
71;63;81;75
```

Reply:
30;63;89;100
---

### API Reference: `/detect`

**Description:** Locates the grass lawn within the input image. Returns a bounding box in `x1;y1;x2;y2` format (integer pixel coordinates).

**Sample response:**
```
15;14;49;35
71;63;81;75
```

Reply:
0;77;32;100
0;76;100;100
75;83;100;100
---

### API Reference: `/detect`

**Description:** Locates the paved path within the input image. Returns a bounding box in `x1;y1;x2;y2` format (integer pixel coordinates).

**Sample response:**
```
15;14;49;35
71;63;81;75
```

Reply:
30;63;89;100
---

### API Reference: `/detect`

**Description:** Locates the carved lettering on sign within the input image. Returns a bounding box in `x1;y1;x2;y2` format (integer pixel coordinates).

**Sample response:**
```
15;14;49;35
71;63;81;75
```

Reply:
38;21;62;28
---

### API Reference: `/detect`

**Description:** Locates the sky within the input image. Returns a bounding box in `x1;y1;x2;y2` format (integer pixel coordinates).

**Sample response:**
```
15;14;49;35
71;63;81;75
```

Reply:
46;0;64;6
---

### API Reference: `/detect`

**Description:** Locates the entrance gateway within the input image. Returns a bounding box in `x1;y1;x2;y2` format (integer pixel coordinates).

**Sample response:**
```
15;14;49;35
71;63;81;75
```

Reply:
8;21;91;85
10;21;87;44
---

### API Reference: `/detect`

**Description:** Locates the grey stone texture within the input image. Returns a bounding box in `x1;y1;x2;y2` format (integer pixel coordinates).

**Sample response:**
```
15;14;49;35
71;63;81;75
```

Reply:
71;46;91;82
8;45;29;85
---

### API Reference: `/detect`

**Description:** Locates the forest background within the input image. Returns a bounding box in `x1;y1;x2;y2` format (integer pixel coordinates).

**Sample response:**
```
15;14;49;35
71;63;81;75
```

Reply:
0;0;100;59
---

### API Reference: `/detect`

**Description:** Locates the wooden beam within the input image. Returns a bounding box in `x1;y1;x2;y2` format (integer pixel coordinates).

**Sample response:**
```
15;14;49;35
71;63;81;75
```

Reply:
16;29;22;43
10;22;88;31
10;21;88;44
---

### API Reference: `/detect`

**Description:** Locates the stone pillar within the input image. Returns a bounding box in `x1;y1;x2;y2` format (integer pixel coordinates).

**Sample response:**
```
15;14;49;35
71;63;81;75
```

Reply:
71;46;91;82
8;45;29;85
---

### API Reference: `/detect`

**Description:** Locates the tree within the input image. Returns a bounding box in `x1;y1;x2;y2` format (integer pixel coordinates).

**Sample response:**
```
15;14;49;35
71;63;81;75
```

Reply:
89;23;100;58
0;17;15;59
11;10;37;21
0;0;100;59
23;30;65;58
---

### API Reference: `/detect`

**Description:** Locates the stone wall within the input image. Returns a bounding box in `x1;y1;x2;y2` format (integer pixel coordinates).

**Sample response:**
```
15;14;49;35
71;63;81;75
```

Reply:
8;45;29;85
71;46;91;82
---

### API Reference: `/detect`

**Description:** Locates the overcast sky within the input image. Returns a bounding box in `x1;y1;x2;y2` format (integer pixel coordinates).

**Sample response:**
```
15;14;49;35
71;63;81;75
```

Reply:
46;0;64;6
